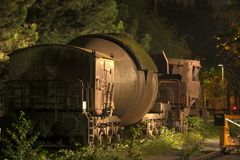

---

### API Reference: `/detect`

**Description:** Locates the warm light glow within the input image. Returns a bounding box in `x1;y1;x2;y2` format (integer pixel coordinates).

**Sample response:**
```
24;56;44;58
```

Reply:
233;105;238;111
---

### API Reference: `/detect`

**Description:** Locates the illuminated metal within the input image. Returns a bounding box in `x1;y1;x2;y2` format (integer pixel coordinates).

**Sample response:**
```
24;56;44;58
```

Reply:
69;35;159;125
225;118;240;128
220;114;240;150
83;101;87;111
218;64;225;108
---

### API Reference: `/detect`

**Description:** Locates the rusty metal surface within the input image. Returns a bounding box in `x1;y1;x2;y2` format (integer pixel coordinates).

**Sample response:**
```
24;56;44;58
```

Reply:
8;45;96;112
9;45;95;84
94;57;115;115
69;35;158;125
68;34;157;72
9;45;119;115
168;58;201;101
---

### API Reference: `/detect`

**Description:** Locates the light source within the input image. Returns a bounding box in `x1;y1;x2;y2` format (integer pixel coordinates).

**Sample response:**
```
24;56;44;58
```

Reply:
218;64;224;108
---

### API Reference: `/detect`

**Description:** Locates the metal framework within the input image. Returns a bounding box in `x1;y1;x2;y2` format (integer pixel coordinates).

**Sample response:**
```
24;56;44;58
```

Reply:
5;80;89;111
220;114;240;150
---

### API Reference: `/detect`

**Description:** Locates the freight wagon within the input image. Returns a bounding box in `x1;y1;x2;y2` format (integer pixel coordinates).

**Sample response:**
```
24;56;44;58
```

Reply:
0;34;201;146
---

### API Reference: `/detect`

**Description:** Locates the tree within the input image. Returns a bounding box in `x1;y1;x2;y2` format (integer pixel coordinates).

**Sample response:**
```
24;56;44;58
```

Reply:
117;0;191;58
0;0;191;59
201;67;224;98
0;0;38;86
0;0;38;54
197;0;240;103
27;0;124;44
214;0;240;89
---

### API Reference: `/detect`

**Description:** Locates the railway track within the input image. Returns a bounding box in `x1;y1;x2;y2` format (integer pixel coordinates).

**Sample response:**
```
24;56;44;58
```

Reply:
190;151;223;160
217;154;240;160
190;151;240;160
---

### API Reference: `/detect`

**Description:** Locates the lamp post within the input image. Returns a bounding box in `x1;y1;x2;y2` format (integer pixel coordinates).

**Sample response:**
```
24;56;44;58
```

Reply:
218;64;224;109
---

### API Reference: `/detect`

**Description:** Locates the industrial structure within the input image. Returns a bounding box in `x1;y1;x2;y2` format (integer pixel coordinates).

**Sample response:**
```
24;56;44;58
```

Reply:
0;34;201;146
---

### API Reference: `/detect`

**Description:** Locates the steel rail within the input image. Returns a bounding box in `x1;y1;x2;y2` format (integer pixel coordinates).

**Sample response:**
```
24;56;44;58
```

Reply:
190;151;223;160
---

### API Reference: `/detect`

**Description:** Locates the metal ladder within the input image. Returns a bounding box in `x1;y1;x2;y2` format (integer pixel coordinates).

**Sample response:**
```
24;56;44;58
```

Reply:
84;112;95;146
104;83;114;109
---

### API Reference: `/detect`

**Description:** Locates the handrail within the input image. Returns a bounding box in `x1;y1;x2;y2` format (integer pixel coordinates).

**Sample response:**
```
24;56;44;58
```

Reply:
226;118;240;128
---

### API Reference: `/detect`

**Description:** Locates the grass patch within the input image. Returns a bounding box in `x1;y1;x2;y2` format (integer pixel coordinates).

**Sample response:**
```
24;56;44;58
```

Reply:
141;127;182;156
204;121;221;138
1;114;212;160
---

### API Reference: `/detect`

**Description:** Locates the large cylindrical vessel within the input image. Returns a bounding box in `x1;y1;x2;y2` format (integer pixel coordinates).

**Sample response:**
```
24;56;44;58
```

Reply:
69;34;158;125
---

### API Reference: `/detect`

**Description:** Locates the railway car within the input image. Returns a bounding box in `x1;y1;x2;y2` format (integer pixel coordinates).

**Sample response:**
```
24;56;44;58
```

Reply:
0;33;201;146
145;56;201;133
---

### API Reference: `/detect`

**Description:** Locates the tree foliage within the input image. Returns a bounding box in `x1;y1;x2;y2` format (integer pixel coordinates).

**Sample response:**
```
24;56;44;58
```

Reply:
117;0;191;58
27;0;124;44
201;67;226;98
0;0;192;59
0;112;42;160
214;0;240;89
215;34;240;88
0;0;38;54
